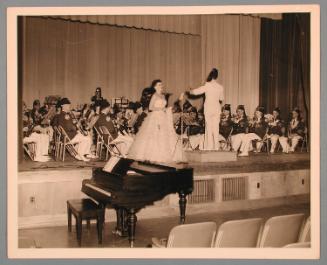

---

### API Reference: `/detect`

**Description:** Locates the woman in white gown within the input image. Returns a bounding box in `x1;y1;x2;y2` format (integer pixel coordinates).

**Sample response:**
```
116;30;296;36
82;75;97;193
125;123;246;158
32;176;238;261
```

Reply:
127;80;184;163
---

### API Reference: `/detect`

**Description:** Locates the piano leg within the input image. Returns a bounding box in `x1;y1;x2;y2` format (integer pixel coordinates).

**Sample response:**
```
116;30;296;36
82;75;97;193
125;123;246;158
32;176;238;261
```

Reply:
178;191;187;224
127;208;137;248
113;208;128;237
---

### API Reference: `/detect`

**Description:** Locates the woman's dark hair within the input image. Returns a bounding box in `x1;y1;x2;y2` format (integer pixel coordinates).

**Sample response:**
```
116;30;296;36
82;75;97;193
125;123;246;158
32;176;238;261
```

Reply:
151;79;162;89
206;68;219;82
292;107;302;120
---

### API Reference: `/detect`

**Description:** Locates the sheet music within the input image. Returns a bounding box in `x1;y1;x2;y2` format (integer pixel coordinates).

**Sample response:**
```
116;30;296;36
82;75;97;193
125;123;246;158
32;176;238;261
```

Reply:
103;156;121;173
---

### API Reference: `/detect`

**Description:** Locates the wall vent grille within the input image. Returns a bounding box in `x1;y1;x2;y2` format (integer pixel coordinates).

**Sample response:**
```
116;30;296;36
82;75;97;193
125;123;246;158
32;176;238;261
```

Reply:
222;176;247;201
188;179;215;204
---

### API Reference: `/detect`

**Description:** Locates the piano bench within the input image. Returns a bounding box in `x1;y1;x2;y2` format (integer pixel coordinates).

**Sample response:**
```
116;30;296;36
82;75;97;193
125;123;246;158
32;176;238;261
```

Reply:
67;199;105;247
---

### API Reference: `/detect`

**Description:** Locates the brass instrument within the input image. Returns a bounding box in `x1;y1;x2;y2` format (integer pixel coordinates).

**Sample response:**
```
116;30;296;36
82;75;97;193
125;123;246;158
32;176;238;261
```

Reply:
70;111;89;136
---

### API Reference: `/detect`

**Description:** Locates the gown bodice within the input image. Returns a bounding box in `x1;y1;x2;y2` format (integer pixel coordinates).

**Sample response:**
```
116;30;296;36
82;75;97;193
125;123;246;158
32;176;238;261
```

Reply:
150;94;167;110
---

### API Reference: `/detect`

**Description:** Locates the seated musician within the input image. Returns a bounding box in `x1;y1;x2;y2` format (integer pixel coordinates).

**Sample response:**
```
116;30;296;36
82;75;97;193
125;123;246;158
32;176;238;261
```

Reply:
50;100;62;127
125;102;139;134
52;97;93;162
218;104;233;150
91;87;104;114
132;102;147;134
238;106;268;157
266;107;285;153
231;105;248;152
182;107;205;150
94;100;133;156
279;107;306;153
23;103;50;162
113;106;130;136
30;99;54;140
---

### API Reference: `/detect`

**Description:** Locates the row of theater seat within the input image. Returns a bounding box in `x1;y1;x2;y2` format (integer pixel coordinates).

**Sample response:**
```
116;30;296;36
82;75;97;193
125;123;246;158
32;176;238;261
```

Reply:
151;213;310;248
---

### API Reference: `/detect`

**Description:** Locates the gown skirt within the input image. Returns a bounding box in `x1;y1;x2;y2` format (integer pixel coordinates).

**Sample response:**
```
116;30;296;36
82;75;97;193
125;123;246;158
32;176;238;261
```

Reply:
127;108;184;163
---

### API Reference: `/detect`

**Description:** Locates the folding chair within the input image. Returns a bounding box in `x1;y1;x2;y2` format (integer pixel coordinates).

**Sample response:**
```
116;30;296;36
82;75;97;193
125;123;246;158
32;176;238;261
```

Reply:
58;126;79;161
23;142;37;161
99;126;123;160
219;127;233;151
258;213;305;248
213;218;263;248
152;222;217;248
94;126;105;160
53;126;63;161
257;127;270;155
298;216;311;243
301;127;309;152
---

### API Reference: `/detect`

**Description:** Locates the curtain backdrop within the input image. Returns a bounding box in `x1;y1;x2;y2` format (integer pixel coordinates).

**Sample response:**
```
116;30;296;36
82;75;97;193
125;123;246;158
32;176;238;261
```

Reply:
259;13;310;124
200;15;261;116
23;17;202;107
22;15;261;114
48;15;201;35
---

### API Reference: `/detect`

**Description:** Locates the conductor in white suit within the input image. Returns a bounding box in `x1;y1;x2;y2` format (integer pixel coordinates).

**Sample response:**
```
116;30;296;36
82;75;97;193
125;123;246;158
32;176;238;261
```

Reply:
185;68;224;150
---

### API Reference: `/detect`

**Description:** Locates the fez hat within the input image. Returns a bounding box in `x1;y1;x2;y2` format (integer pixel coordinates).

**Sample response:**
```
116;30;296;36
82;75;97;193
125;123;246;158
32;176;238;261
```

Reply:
100;99;110;110
59;97;71;106
273;107;281;113
237;104;245;111
33;99;41;106
256;106;265;114
222;104;231;112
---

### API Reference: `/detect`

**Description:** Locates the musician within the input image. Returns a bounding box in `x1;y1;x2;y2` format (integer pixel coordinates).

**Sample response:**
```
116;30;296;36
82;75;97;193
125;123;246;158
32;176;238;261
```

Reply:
95;100;134;156
218;104;233;150
52;98;93;162
29;99;54;148
231;105;248;152
266;107;285;153
279;107;306;153
185;68;224;150
238;106;268;156
23;101;50;162
131;102;146;134
30;100;43;125
114;107;129;136
125;102;139;133
91;87;104;114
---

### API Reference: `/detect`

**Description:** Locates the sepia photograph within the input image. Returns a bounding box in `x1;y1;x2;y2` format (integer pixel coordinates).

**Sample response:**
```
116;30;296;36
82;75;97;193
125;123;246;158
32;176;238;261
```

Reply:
6;4;320;259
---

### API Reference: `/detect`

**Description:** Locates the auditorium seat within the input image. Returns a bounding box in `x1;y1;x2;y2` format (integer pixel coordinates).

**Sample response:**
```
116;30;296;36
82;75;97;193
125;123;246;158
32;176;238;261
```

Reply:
283;242;311;248
258;213;305;247
213;218;263;247
151;222;217;248
298;216;311;242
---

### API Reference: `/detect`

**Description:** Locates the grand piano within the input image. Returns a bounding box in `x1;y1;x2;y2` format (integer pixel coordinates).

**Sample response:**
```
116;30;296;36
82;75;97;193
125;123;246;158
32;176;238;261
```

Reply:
81;157;193;247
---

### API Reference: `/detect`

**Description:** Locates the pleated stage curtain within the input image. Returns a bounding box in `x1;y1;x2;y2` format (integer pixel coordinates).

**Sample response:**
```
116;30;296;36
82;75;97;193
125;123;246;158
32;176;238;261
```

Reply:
22;15;261;113
22;17;202;107
200;15;261;116
49;15;201;35
259;13;310;124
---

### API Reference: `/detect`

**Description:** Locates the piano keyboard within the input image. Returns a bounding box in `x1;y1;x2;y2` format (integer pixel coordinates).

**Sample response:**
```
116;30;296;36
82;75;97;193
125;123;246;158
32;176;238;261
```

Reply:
85;183;112;197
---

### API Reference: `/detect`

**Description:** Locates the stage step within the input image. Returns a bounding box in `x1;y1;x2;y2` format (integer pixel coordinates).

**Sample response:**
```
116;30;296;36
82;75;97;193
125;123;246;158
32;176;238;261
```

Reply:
185;150;237;163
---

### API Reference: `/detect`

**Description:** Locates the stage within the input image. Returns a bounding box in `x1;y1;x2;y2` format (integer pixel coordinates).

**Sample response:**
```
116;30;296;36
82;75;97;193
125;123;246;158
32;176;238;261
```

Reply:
18;152;310;229
19;151;310;175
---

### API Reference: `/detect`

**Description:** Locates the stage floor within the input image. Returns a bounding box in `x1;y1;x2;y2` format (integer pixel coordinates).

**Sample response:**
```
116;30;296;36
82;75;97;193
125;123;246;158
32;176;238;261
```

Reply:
19;152;310;176
19;202;310;248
